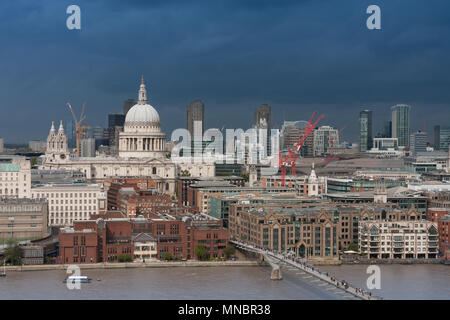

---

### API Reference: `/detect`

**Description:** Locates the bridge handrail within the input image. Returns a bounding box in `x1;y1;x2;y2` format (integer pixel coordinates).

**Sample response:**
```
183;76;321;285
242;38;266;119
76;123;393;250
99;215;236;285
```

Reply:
231;240;383;300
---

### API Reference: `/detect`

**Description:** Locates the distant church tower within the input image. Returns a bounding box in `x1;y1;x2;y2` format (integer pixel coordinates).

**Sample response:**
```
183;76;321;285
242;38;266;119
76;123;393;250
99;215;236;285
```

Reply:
45;121;70;164
307;163;319;197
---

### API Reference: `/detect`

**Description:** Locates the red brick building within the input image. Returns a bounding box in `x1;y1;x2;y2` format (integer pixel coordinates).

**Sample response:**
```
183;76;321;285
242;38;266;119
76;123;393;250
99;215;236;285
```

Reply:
151;213;229;260
438;214;450;259
427;208;449;223
58;216;134;263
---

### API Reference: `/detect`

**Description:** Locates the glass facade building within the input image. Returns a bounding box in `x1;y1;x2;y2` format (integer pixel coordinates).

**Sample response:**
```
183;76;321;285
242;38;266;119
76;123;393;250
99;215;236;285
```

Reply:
391;104;411;148
359;110;373;152
434;125;450;151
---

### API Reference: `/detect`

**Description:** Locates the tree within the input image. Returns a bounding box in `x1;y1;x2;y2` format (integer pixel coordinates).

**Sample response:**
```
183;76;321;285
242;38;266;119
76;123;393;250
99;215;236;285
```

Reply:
224;245;236;259
347;243;358;252
194;243;207;260
180;170;191;177
162;252;173;261
117;254;132;262
30;157;38;166
4;240;22;265
241;173;249;182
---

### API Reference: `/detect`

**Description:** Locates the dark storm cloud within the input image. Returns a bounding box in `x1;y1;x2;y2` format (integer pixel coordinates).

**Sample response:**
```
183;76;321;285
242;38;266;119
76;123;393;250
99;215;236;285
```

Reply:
0;0;449;143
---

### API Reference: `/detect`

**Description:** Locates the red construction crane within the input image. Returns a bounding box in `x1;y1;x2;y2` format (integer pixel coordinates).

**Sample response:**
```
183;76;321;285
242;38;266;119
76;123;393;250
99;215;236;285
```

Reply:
278;111;324;187
329;125;346;156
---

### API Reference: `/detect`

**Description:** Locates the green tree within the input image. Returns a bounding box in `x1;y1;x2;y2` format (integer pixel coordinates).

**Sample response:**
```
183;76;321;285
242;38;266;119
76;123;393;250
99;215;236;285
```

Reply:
117;254;132;262
4;240;22;265
162;252;173;261
223;245;236;259
180;170;191;177
194;243;207;260
346;243;358;252
241;173;249;182
30;157;38;166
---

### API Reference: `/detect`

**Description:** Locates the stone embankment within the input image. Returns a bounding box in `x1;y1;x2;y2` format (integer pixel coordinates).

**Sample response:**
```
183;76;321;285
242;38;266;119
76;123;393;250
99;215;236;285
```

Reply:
3;260;259;272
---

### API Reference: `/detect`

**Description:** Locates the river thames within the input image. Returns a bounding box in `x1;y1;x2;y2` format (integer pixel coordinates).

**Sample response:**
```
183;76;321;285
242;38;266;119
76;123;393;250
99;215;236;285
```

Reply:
1;264;449;300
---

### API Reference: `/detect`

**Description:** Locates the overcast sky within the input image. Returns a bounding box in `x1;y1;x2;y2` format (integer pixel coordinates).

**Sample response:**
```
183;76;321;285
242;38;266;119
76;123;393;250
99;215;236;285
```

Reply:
0;0;449;144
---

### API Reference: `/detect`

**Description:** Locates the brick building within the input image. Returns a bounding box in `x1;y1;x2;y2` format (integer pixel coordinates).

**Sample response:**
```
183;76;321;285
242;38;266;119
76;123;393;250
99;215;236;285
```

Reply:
58;217;134;263
438;214;450;259
228;201;422;261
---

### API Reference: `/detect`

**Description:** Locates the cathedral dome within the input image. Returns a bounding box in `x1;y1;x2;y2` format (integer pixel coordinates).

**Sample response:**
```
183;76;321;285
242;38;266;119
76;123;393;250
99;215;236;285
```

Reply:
124;76;161;133
125;103;160;126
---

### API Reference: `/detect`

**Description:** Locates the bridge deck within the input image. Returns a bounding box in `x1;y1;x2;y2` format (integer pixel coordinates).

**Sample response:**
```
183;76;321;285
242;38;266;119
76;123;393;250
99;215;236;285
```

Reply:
232;240;383;300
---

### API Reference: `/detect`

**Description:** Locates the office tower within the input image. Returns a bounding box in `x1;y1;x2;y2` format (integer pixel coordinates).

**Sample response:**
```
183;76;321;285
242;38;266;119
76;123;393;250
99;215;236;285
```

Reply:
254;104;271;157
383;121;392;138
108;114;125;128
313;126;339;156
391;104;411;148
187;100;205;140
65;120;76;149
0;137;3;153
123;98;136;115
359;110;373;152
434;125;450;151
280;121;313;156
80;138;96;157
410;131;427;155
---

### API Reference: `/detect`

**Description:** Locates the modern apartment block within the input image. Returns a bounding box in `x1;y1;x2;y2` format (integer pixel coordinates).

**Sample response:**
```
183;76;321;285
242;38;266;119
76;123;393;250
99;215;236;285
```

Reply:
358;220;439;259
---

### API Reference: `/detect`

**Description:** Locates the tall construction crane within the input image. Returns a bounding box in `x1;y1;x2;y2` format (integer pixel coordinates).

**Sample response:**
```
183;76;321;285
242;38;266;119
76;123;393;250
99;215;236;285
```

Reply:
278;111;324;187
66;102;88;158
329;125;346;156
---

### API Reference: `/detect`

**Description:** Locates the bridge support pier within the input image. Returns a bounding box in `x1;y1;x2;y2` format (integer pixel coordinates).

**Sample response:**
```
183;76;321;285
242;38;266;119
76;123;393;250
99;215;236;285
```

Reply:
270;267;282;280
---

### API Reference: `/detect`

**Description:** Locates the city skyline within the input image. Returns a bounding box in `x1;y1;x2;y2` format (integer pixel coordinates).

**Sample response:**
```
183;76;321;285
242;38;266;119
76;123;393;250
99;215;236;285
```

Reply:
0;0;450;143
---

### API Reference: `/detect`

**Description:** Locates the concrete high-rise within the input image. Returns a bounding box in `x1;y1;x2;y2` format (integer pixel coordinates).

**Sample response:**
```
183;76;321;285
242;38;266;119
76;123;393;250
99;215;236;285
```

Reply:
359;110;373;152
254;104;271;157
410;131;427;155
391;104;411;148
187;100;205;140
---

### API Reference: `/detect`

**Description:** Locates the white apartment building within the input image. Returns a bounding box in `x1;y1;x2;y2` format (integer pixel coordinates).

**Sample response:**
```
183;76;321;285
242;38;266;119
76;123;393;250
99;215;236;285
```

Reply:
0;156;31;199
359;220;439;259
31;183;105;226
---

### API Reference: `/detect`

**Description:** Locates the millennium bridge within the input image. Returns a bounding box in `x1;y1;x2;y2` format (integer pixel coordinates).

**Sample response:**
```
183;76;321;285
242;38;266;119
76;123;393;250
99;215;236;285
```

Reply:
231;240;383;300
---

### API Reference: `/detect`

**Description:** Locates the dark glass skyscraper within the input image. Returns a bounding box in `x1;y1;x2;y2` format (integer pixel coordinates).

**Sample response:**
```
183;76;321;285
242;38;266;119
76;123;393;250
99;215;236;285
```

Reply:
187;100;205;139
391;104;411;148
359;109;373;152
434;125;450;151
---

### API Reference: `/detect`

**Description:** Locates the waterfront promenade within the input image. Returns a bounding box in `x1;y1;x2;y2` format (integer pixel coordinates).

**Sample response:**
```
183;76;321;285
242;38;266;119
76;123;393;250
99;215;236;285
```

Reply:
232;240;383;300
2;260;260;272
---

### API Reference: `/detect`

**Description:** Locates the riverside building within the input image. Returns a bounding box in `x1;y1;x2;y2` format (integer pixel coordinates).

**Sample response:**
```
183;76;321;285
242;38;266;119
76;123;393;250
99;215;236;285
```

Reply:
358;220;439;259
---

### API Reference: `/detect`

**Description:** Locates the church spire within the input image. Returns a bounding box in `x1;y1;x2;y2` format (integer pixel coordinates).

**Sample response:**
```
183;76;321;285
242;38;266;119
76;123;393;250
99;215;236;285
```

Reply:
50;121;55;133
58;120;64;133
138;75;148;104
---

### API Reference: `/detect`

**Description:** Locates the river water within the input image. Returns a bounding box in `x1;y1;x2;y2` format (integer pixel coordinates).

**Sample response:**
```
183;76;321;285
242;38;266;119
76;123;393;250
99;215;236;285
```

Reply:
0;264;448;300
320;264;450;300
